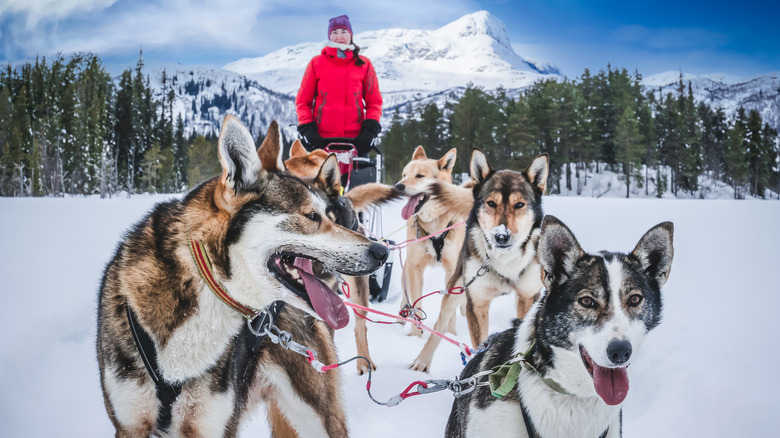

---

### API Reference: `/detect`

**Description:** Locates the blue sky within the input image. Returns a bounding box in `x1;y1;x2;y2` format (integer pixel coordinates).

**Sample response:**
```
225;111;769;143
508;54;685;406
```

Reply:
1;0;778;79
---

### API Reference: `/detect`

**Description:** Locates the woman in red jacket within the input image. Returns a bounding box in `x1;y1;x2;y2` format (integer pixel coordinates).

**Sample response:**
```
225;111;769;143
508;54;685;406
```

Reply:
295;14;382;157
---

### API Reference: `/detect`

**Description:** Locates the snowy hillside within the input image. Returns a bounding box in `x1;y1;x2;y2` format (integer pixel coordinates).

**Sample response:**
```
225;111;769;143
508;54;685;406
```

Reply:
1;195;779;436
141;62;298;140
644;71;780;135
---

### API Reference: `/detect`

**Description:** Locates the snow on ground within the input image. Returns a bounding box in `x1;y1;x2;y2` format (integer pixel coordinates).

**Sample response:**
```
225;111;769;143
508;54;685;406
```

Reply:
1;193;779;437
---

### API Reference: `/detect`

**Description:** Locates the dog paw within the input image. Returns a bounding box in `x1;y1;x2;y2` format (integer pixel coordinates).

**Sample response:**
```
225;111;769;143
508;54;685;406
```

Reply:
409;357;432;373
407;326;423;338
357;357;377;375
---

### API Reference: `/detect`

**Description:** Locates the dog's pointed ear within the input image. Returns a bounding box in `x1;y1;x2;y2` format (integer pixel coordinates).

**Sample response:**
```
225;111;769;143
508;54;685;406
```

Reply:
438;148;457;172
537;215;584;290
257;120;284;173
314;154;343;197
470;148;492;185
289;139;307;159
632;222;674;288
218;115;262;193
412;145;427;160
526;153;549;194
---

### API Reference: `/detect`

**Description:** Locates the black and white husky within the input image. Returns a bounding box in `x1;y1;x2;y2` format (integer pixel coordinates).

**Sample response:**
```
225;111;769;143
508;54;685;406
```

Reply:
446;215;674;438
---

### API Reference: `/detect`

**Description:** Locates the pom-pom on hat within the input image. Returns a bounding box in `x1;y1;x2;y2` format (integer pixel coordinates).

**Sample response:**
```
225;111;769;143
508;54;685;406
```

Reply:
328;14;353;38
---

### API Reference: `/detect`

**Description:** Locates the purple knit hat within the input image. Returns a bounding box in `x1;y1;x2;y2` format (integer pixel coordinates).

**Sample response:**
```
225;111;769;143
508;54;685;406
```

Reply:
328;14;353;38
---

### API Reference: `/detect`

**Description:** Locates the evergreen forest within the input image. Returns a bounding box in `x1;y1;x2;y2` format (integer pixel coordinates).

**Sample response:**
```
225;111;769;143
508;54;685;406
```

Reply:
1;54;777;199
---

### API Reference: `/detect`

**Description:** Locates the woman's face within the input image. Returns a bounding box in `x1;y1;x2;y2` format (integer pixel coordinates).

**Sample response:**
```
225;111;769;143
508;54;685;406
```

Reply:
329;28;351;45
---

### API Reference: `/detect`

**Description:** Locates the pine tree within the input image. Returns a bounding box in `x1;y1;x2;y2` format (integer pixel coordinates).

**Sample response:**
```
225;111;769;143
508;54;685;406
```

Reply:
723;115;748;198
173;113;188;190
114;69;135;193
745;109;771;197
187;135;221;187
451;85;491;174
615;106;644;197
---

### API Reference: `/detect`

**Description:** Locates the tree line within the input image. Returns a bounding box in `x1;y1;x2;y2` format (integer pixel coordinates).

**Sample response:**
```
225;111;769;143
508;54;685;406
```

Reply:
380;67;779;199
0;52;230;197
2;54;777;199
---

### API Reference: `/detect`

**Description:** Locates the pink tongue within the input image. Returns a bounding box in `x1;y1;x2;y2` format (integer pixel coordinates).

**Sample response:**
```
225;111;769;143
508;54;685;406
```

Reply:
401;194;423;220
592;364;630;405
292;258;349;329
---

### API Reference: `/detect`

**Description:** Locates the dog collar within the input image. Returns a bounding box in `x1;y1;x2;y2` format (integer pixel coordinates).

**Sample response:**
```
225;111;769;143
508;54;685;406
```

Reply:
189;239;262;320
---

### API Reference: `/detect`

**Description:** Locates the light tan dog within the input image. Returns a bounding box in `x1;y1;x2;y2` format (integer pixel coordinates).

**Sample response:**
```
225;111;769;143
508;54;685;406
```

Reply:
393;146;474;372
282;140;401;374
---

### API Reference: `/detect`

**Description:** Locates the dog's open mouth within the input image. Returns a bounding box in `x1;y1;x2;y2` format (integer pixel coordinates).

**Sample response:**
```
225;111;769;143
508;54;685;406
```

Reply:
267;253;349;330
579;346;629;406
401;193;428;220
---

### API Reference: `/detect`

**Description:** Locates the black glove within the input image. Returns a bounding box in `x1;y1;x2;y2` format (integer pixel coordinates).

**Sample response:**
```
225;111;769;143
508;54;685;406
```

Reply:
354;119;382;156
297;122;324;151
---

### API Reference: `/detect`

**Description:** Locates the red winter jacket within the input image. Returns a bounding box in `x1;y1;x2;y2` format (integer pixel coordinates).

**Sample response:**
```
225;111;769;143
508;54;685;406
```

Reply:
295;46;382;139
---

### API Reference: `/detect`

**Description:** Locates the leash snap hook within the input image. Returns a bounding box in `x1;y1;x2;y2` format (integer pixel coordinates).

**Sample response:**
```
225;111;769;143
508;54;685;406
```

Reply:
416;379;448;395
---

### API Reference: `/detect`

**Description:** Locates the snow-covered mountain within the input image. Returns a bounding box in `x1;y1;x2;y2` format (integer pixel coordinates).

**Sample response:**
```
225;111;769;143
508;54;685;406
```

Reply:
142;11;779;142
225;11;558;106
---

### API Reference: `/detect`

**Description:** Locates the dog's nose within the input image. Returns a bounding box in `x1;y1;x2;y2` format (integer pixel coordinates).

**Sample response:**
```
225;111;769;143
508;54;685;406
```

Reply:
494;232;510;246
395;183;405;192
369;243;389;264
607;339;632;365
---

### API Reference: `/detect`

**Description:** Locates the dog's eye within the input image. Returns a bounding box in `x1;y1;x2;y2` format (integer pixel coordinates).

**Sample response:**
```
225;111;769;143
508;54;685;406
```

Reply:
578;296;597;309
416;174;424;178
306;211;321;223
514;202;525;209
486;200;497;208
628;294;643;306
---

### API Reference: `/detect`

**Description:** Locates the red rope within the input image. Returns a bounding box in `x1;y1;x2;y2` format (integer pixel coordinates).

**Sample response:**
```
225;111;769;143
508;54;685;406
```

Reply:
343;301;475;357
390;221;465;250
399;381;428;399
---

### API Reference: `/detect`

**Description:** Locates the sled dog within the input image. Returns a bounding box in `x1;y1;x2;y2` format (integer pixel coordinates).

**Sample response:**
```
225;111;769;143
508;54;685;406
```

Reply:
97;116;388;437
409;149;549;372
446;215;674;438
394;146;467;349
283;140;401;374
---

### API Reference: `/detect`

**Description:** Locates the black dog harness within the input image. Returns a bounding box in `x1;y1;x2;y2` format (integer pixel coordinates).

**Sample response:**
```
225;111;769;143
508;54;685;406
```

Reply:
126;301;286;433
519;395;612;438
416;219;452;262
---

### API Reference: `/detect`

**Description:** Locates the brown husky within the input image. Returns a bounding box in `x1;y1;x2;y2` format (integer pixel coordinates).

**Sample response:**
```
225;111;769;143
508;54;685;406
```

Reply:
393;146;471;372
97;116;388;437
281;140;401;374
421;149;549;366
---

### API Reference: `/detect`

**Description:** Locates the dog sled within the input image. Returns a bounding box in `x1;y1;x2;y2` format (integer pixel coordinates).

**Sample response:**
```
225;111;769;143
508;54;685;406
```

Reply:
317;138;394;303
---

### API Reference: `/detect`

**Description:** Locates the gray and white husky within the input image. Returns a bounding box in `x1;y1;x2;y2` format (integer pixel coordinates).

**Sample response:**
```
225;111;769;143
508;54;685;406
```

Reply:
446;215;674;438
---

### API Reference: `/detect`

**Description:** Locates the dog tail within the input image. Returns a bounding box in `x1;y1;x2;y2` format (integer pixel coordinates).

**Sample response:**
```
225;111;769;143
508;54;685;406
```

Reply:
345;183;404;212
427;180;473;221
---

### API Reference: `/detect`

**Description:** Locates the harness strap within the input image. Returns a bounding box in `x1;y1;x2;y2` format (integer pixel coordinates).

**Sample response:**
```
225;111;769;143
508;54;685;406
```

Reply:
247;301;287;352
125;305;182;433
126;301;288;433
416;219;452;262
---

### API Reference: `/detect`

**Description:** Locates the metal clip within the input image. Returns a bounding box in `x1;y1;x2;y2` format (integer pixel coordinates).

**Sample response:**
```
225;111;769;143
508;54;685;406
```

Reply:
450;377;479;397
416;380;450;395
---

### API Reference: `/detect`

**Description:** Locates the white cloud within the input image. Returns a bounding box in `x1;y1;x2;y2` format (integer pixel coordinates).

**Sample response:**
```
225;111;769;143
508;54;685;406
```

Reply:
0;0;118;28
2;0;480;62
